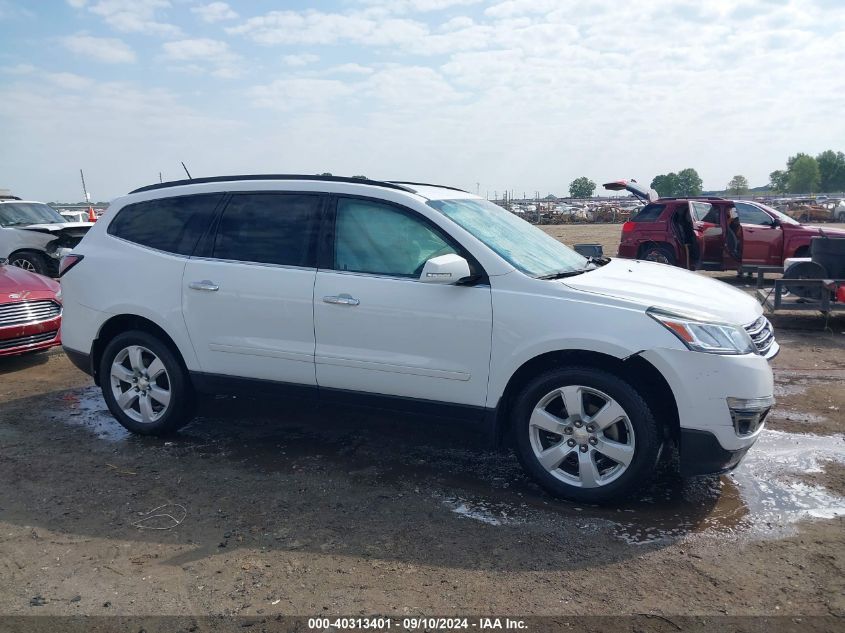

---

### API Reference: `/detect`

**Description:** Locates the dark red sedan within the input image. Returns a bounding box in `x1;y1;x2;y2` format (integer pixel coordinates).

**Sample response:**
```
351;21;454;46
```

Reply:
0;258;62;356
605;180;845;270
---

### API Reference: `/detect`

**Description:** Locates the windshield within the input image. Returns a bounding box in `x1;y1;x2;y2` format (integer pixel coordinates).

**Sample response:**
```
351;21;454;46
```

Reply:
428;198;588;277
753;202;799;225
0;202;66;227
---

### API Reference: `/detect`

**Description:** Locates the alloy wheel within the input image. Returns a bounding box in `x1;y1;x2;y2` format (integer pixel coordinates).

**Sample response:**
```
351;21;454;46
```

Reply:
529;385;635;488
110;345;172;424
11;258;36;272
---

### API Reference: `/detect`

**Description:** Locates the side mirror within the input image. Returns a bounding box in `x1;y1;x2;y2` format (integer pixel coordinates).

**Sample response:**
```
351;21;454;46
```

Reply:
770;218;780;227
419;254;471;284
0;257;7;266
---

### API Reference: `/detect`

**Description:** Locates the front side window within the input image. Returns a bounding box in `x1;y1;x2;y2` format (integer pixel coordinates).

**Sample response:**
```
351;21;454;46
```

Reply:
109;194;223;255
0;202;66;227
428;198;587;277
334;198;456;277
213;193;320;267
734;202;775;226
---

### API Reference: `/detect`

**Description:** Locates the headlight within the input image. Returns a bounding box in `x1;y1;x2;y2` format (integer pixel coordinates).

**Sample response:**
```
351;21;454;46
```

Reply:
647;308;755;355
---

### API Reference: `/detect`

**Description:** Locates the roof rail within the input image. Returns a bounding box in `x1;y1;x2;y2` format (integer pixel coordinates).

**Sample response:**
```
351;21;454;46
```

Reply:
0;195;22;201
387;181;470;194
657;196;728;202
129;174;419;195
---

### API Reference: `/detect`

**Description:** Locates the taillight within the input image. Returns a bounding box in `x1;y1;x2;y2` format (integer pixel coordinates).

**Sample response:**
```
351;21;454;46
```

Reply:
622;221;635;233
59;254;84;277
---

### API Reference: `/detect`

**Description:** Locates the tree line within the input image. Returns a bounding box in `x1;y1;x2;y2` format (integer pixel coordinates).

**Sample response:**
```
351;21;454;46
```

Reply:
768;150;845;194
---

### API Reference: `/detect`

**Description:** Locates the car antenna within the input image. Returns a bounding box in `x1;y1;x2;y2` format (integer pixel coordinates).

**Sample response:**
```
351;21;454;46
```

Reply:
181;161;193;180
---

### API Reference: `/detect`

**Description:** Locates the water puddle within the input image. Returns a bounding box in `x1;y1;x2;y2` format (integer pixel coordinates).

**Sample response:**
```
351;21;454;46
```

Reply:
58;387;845;546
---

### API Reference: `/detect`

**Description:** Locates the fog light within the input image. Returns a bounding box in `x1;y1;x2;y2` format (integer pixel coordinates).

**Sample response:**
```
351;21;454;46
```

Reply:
727;396;775;436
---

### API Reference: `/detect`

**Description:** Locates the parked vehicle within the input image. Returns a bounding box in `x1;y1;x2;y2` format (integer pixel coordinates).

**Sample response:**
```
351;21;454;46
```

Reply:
0;197;93;276
0;257;62;356
60;175;778;503
607;181;845;270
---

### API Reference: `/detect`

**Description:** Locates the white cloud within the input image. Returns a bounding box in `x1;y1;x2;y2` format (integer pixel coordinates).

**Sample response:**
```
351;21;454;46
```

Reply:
162;38;241;77
249;78;354;111
61;34;137;64
362;0;481;14
325;63;373;75
283;53;319;67
66;0;88;7
227;10;429;48
83;0;182;37
191;2;237;23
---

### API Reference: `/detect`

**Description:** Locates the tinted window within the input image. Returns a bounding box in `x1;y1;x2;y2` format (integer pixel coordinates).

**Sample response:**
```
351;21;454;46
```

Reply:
691;201;720;224
109;194;222;255
213;193;320;267
630;204;665;222
735;202;774;226
334;198;456;277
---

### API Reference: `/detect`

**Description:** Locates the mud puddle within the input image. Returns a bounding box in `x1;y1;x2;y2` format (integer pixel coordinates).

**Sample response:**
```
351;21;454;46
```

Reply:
59;387;845;546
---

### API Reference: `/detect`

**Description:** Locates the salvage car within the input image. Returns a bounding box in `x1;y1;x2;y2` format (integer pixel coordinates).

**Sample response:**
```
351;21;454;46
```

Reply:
0;197;93;276
606;180;845;270
0;257;62;356
61;175;777;503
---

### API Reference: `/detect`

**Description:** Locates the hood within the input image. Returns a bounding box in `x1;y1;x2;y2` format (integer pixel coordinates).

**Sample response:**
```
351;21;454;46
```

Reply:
0;263;60;296
18;221;93;233
562;258;762;325
602;179;659;203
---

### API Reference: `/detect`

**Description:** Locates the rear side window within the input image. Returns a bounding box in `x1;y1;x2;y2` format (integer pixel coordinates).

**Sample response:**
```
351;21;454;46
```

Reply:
630;204;665;222
213;193;321;267
691;201;721;223
109;194;222;255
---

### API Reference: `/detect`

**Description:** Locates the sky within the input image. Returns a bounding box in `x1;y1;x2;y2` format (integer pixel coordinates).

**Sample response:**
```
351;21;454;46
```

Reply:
0;0;843;201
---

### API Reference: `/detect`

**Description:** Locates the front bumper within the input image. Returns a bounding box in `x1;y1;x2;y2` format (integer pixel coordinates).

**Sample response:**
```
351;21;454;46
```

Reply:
639;347;775;474
679;429;751;476
0;318;61;356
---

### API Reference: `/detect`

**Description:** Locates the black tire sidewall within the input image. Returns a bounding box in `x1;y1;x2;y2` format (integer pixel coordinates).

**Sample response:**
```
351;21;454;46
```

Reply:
99;330;193;435
643;244;676;266
512;366;662;503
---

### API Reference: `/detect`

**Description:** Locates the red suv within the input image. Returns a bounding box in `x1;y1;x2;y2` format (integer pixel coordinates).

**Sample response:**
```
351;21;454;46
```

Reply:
606;180;845;270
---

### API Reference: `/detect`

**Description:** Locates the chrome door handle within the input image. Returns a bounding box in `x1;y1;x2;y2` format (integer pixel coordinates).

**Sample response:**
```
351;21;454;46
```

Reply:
188;280;219;292
323;294;360;306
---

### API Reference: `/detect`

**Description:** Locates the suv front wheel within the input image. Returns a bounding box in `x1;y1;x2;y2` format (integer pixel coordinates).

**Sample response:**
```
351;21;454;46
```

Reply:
512;366;662;503
99;330;194;435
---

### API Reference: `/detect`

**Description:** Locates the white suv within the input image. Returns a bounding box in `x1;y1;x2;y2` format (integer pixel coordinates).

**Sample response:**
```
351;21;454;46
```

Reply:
60;175;777;502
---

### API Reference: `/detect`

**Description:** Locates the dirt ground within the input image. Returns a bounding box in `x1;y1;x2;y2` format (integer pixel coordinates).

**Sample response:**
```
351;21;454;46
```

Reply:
1;224;844;630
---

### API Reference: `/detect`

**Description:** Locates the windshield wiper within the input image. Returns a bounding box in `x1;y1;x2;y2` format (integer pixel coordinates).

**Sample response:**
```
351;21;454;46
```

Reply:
537;269;589;280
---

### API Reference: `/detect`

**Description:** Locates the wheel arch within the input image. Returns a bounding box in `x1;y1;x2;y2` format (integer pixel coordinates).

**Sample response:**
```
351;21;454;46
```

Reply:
491;349;680;449
91;314;189;387
636;240;676;259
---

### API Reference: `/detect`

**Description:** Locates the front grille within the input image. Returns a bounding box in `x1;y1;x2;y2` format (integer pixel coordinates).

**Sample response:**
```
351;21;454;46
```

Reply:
0;300;61;328
0;330;58;351
744;316;775;356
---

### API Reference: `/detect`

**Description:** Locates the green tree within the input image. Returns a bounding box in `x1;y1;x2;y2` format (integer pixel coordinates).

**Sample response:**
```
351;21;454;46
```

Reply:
568;176;596;198
815;150;845;192
769;169;789;193
351;174;368;180
788;155;821;193
727;175;749;195
318;172;333;176
676;168;703;196
650;173;680;197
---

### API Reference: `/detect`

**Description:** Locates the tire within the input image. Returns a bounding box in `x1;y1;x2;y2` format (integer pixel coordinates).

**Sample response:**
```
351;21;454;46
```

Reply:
640;244;676;266
512;366;663;503
10;251;50;276
99;330;195;435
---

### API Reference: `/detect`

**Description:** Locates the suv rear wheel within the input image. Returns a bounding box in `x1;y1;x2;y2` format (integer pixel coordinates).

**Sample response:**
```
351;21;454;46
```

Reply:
99;330;194;435
640;244;676;266
512;366;662;503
